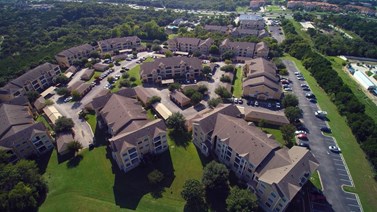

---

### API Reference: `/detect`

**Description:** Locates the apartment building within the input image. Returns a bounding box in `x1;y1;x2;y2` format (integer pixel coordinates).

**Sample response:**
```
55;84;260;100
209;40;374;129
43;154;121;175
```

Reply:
0;63;61;101
243;58;282;100
55;44;95;67
167;37;214;55
140;57;202;83
220;39;269;60
0;103;53;162
191;104;319;212
98;36;141;53
94;91;168;173
239;14;265;30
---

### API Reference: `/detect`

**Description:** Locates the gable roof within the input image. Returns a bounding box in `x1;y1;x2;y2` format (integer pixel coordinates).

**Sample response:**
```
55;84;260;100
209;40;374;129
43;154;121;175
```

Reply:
220;39;256;50
98;36;140;46
56;44;94;58
100;94;147;135
56;132;74;154
244;107;289;125
0;122;46;149
0;104;33;139
170;91;190;105
213;114;280;167
134;86;155;105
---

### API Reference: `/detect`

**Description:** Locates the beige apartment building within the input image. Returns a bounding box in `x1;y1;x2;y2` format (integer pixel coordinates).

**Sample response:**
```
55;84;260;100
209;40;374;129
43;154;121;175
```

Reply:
0;63;61;101
140;57;202;83
167;37;214;55
98;36;141;53
191;104;319;212
0;103;53;162
55;44;95;67
220;39;269;59
239;14;265;30
243;58;282;100
94;91;168;173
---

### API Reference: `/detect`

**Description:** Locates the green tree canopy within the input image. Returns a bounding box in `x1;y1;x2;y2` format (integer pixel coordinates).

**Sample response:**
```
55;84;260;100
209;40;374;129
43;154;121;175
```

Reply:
54;116;74;133
168;83;181;91
202;161;229;191
215;86;232;99
280;124;296;147
181;179;205;204
284;106;302;123
26;91;40;103
226;187;258;212
68;140;83;153
282;93;299;108
166;112;186;132
208;98;223;108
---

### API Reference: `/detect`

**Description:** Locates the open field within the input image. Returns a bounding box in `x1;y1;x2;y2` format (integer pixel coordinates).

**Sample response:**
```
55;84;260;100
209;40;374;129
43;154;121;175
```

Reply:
40;128;204;211
310;170;322;190
232;66;243;98
283;55;377;212
266;5;282;12
328;56;377;124
236;6;249;13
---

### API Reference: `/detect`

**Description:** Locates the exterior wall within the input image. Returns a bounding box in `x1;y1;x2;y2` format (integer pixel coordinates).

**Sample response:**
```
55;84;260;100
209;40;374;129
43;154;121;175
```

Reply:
255;181;288;212
192;124;211;156
220;46;254;58
168;41;211;55
240;20;265;30
115;132;168;173
141;65;201;83
255;48;269;58
55;55;70;68
13;132;53;159
100;39;141;53
56;47;95;67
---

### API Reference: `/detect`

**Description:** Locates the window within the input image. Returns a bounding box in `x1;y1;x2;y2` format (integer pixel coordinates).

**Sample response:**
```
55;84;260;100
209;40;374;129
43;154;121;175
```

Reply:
268;198;273;203
128;148;136;154
130;152;138;159
265;202;271;208
271;192;276;198
155;141;161;146
233;162;239;169
137;141;142;145
131;158;139;164
261;184;266;189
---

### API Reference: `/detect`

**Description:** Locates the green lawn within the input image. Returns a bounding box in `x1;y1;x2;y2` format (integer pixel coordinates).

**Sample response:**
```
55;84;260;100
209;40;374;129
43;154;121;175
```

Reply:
85;113;97;133
36;115;53;131
261;127;285;147
310;170;322;190
266;5;282;12
283;55;377;212
328;56;377;124
232;66;243;98
168;34;178;39
147;109;156;120
236;6;249;13
40;129;204;211
290;20;314;46
112;57;154;92
89;71;102;82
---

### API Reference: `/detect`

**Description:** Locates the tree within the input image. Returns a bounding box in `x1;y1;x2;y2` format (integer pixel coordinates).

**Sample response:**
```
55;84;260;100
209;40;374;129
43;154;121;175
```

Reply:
209;45;219;54
208;98;223;108
68;140;83;154
198;84;208;94
56;87;70;96
122;73;130;79
221;50;235;60
165;50;173;57
26;91;39;103
54;74;69;84
282;93;299;108
119;79;131;88
147;96;161;107
220;75;231;83
45;99;54;106
226;187;258;212
168;83;181;91
152;44;162;51
202;161;229;191
284;106;302;123
183;88;196;98
202;66;212;76
129;76;136;82
148;169;164;184
181;179;205;204
193;51;202;57
166;112;186;132
280;124;296;147
54;116;74;133
220;65;235;72
215;86;232;98
0;160;48;212
224;59;232;65
71;90;81;101
190;91;203;105
107;76;114;84
89;50;100;58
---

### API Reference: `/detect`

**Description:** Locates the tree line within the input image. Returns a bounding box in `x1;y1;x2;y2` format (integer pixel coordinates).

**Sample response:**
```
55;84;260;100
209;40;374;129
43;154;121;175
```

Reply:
0;2;184;86
282;19;377;179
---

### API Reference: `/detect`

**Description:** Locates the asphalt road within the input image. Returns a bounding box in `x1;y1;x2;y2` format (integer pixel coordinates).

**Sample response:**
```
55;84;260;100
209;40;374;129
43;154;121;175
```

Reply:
283;60;362;212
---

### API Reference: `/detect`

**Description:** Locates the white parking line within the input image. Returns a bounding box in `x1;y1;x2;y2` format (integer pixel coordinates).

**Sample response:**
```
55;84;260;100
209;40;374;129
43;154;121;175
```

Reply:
348;203;360;208
341;179;352;183
337;168;347;172
346;197;358;201
335;163;345;166
338;173;348;177
333;158;343;161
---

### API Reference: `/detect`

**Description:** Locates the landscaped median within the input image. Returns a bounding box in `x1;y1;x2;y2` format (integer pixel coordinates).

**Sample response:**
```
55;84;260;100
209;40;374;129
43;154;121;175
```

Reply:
232;66;243;98
283;55;377;212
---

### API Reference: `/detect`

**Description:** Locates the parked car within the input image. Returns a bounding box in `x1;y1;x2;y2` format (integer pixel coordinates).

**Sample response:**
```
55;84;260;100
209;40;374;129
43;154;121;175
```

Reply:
298;142;310;149
303;87;311;91
309;98;317;103
295;130;307;135
233;98;238;104
301;84;308;87
254;101;259;106
297;76;305;80
238;99;243;104
276;102;281;109
64;96;72;103
294;72;300;75
284;87;293;91
306;93;315;98
297;133;308;140
329;145;341;153
320;127;332;133
267;103;272;108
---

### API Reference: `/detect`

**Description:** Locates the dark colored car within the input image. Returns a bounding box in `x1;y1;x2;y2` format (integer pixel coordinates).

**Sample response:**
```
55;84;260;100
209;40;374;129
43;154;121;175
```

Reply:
320;127;331;133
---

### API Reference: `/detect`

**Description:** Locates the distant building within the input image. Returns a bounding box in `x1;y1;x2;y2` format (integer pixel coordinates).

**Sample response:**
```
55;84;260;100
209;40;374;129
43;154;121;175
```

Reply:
353;71;377;90
0;103;53;161
140;57;202;83
243;58;282;100
250;0;266;10
167;37;214;55
97;36;141;53
55;44;95;67
204;25;233;34
239;14;265;30
0;63;61;101
80;69;95;81
191;104;319;212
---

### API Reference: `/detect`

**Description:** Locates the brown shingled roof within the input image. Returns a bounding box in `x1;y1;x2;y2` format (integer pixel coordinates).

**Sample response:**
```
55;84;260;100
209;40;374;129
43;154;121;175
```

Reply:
140;57;202;76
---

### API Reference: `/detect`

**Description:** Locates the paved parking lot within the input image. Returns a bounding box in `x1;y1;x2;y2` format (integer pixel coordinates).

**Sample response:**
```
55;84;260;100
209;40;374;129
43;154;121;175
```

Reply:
268;25;285;43
283;59;362;212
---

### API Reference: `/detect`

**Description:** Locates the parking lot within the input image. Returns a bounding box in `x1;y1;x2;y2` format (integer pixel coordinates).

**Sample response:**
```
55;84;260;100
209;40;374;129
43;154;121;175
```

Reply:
283;59;362;212
268;25;285;43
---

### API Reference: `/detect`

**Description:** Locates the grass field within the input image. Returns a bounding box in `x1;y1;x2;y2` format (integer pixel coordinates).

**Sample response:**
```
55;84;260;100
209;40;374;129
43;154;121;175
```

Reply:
36;115;53;131
310;170;322;190
85;113;97;132
236;6;249;13
168;34;178;40
89;71;102;82
112;57;153;92
40;129;204;211
232;66;243;98
328;56;377;124
147;109;156;120
262;126;285;147
283;55;377;212
266;5;282;12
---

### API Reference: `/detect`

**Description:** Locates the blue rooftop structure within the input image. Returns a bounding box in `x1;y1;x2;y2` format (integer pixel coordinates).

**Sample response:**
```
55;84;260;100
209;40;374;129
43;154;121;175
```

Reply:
239;14;263;21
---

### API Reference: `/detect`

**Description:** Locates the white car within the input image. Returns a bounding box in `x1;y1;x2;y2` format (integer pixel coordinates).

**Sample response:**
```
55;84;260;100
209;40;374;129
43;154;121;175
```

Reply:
294;72;300;75
64;96;72;103
329;146;341;153
295;130;307;135
233;98;238;104
284;87;293;91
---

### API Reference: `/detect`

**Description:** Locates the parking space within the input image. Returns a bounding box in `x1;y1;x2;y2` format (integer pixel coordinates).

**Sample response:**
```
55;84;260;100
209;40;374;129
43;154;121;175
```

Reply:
283;59;362;212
